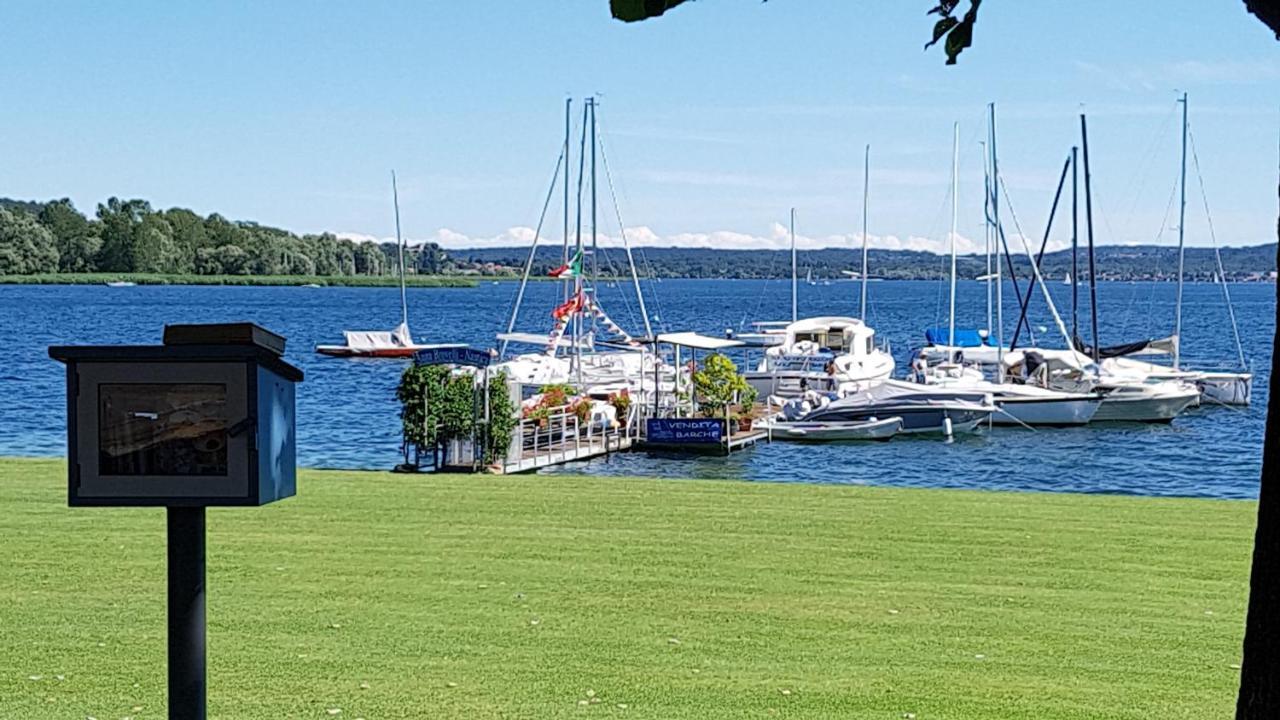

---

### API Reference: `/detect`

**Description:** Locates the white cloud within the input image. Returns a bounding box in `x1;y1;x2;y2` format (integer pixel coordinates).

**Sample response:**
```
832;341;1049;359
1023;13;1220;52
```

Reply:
339;223;1021;255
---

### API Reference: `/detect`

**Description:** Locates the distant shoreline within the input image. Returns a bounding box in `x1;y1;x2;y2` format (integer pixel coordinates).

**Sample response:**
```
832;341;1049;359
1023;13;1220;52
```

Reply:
0;272;478;288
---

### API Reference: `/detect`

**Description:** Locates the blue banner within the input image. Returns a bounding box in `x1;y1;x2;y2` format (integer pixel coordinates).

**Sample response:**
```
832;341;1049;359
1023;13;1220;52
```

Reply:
414;346;493;368
646;418;724;444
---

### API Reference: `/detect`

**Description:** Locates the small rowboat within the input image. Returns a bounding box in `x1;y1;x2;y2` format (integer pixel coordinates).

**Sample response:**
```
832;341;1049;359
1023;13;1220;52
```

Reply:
765;416;902;442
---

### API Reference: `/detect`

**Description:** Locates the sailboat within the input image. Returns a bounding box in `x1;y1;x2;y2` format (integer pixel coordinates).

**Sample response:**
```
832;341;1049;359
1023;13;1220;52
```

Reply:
911;116;1101;427
494;98;666;397
316;172;441;358
1003;110;1198;422
1093;94;1252;406
1063;272;1073;286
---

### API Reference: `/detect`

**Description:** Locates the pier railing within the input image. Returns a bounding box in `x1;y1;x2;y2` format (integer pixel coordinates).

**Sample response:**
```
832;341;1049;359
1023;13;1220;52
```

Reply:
506;400;643;473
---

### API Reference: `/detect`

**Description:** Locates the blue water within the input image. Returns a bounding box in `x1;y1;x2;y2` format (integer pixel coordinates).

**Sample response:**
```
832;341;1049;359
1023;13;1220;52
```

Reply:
1;278;1271;499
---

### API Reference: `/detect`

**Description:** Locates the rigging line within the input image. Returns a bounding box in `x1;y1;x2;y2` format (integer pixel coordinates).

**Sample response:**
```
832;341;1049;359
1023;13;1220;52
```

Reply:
994;177;1039;346
1115;101;1180;242
1189;128;1248;370
595;125;653;339
500;146;566;359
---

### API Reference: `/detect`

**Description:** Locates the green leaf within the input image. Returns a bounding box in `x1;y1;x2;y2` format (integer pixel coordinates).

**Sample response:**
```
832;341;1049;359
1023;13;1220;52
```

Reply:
944;19;974;65
927;1;960;17
925;17;958;49
610;0;692;22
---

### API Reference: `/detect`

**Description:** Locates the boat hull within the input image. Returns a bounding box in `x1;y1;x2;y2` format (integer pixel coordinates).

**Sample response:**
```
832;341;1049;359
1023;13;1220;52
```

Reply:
768;416;902;442
315;345;422;358
1091;389;1199;423
992;395;1101;426
807;404;989;435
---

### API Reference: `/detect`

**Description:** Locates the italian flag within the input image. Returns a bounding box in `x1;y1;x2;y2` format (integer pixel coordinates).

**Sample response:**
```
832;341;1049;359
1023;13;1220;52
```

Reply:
548;250;583;278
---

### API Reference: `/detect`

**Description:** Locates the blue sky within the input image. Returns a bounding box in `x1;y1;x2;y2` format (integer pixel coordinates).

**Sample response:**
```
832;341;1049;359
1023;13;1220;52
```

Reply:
1;1;1277;252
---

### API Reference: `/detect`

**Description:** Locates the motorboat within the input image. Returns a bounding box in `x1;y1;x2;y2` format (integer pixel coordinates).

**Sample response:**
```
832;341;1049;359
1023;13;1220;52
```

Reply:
775;380;994;436
744;316;895;399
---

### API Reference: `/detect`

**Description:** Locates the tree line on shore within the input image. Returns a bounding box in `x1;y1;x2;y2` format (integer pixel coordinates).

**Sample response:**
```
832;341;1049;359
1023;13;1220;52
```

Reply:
0;197;448;277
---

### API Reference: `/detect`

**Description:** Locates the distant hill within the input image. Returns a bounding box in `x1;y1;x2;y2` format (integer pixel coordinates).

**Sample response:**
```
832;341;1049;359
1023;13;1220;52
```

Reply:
452;244;1278;282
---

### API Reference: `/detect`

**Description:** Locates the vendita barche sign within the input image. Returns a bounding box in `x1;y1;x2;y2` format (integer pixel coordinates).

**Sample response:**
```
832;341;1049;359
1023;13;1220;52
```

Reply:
646;418;724;444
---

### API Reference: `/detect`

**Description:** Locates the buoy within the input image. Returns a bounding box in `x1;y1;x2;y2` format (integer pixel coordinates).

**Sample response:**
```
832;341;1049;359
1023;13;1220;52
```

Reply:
943;415;953;438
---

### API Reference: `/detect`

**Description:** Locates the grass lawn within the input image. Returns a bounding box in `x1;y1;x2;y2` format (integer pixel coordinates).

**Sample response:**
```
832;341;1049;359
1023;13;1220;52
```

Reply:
0;457;1255;719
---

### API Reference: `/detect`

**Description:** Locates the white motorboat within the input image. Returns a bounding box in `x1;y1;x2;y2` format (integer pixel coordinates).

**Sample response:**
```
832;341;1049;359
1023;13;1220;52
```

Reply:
744;316;895;398
916;361;1101;426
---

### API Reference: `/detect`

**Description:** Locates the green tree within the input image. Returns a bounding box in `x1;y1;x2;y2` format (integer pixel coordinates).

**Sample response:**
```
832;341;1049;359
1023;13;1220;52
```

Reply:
0;208;59;274
95;197;150;272
133;214;182;273
37;199;100;272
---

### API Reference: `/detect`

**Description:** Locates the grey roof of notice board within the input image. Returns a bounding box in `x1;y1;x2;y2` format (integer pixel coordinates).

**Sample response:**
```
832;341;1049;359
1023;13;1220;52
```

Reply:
48;344;305;382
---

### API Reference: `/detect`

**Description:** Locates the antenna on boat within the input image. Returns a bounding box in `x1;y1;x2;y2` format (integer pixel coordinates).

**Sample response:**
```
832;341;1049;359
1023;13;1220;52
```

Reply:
1174;92;1188;371
860;144;870;321
1080;112;1101;364
948;122;959;364
391;170;408;331
790;207;798;323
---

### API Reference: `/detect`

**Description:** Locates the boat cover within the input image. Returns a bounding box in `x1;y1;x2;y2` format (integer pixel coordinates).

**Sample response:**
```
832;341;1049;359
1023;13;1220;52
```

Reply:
1073;335;1177;359
343;322;414;350
925;327;987;347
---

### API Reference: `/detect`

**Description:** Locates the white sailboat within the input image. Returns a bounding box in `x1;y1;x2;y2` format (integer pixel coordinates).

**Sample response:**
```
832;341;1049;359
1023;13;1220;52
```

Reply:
494;98;668;398
1093;94;1251;406
316;172;443;358
912;117;1101;426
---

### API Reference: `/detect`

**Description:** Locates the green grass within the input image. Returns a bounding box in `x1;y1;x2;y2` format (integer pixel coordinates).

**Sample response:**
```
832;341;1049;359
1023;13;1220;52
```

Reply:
0;272;477;287
0;458;1254;719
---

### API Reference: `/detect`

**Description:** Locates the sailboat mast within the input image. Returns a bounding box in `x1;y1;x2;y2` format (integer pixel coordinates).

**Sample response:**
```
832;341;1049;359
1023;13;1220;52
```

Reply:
981;140;992;336
391;170;408;329
563;98;571;302
573;101;589;383
790;208;798;323
1081;113;1101;363
860;144;870;321
1174;92;1189;370
1071;146;1079;344
989;103;1004;377
948;122;959;363
590;97;599;324
1080;115;1102;363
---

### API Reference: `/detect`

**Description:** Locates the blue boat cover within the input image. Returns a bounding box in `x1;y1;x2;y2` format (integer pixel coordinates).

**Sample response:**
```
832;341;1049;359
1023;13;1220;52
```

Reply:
924;327;987;347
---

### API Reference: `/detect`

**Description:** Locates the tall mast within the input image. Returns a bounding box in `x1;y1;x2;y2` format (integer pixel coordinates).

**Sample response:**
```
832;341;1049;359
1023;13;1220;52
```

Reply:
981;140;992;335
790;208;798;323
590;97;599;330
563;98;571;302
1081;113;1101;363
948;122;959;363
989;103;1004;377
859;144;870;321
573;101;589;383
1071;146;1079;343
1174;92;1189;370
391;170;408;329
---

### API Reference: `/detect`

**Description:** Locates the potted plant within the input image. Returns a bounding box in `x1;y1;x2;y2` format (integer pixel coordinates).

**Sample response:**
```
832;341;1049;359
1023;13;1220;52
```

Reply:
693;353;754;432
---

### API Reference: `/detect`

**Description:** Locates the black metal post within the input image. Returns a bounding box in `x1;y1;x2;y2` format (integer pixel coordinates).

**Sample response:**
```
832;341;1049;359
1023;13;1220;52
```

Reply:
167;507;206;720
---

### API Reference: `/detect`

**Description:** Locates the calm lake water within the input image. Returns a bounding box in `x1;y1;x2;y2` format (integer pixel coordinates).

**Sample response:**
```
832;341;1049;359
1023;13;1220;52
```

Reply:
1;278;1271;499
